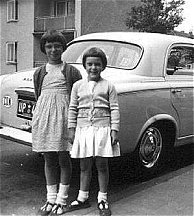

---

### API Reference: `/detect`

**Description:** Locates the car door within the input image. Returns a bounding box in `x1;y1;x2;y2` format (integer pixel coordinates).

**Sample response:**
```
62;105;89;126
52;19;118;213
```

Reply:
166;44;194;144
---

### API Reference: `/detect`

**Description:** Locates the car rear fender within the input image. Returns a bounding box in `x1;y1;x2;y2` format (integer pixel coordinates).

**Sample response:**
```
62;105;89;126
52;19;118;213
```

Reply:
136;114;178;148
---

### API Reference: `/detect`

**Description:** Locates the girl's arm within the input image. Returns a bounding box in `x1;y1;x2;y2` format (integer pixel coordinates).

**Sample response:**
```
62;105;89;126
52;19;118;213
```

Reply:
68;82;79;143
109;83;120;131
109;83;120;145
68;127;75;144
111;130;119;146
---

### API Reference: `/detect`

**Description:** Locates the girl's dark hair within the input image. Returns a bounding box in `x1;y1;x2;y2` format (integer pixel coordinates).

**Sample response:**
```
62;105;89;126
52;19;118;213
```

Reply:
82;47;107;70
40;30;67;54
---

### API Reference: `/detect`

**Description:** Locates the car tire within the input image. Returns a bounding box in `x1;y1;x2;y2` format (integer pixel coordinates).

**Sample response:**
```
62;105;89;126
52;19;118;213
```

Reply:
134;124;174;176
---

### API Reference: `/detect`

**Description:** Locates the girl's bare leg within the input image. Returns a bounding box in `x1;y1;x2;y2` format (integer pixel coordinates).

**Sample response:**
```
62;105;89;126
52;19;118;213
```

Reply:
75;157;93;202
44;152;59;185
80;157;93;191
58;151;72;185
95;157;109;193
42;152;59;210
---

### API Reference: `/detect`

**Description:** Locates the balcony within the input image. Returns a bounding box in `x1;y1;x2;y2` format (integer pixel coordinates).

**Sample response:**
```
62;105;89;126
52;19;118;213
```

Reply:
34;15;75;32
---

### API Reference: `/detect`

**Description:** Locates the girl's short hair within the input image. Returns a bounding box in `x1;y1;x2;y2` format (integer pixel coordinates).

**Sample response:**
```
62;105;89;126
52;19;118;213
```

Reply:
40;30;67;54
82;47;107;70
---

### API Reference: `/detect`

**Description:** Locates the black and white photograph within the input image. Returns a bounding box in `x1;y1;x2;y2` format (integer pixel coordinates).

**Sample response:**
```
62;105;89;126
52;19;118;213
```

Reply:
0;0;193;215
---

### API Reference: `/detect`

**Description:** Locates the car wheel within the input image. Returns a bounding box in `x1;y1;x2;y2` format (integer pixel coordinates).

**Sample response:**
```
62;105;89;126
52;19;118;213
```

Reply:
139;126;162;168
135;124;172;174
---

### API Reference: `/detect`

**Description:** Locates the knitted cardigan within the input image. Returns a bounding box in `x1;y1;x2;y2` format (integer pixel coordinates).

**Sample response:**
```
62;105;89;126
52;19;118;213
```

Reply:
33;63;82;101
68;78;120;131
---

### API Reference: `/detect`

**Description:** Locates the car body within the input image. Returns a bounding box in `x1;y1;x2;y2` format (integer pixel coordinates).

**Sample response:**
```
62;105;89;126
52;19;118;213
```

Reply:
1;32;193;171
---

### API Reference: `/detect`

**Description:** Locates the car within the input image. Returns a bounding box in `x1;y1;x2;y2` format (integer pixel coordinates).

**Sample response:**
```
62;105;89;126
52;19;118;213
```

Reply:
1;32;193;173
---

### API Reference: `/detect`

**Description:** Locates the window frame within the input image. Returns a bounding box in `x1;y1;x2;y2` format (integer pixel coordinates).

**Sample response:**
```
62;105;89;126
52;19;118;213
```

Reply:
7;0;18;22
166;44;194;76
63;40;143;70
6;41;17;64
54;1;67;16
54;0;75;17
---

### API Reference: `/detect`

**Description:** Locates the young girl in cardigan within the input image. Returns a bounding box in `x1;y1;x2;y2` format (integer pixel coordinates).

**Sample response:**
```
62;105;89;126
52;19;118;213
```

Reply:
68;47;120;216
32;30;81;216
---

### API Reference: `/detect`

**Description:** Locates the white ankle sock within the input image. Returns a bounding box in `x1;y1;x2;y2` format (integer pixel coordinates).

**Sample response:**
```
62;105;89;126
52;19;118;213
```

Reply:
97;191;107;203
46;184;57;204
77;190;89;202
55;183;69;205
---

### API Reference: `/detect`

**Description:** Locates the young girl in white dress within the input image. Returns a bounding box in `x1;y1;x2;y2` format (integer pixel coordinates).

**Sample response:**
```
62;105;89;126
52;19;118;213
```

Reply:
68;47;120;216
32;30;81;216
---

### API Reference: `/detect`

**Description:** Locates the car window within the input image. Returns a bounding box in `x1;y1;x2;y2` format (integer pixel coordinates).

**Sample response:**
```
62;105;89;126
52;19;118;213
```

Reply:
63;40;142;69
114;46;141;68
167;46;194;76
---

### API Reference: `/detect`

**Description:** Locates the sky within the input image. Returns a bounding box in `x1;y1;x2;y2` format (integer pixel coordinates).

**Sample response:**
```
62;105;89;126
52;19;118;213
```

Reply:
174;0;194;33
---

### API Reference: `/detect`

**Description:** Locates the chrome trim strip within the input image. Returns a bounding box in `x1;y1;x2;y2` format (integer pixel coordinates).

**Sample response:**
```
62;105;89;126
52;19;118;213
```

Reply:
177;134;194;140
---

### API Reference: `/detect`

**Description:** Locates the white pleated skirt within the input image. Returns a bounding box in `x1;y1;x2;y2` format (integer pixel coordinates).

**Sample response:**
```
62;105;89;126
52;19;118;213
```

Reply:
71;126;120;158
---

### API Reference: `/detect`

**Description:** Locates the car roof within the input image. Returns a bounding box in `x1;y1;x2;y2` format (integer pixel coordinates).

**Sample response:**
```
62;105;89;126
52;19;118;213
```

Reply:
70;32;193;47
67;32;193;78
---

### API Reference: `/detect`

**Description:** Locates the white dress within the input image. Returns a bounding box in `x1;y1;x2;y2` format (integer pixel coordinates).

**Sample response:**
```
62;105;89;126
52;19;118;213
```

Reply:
32;63;72;152
70;81;120;158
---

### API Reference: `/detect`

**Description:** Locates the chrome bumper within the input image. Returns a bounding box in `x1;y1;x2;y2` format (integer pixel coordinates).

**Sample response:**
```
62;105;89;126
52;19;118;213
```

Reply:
0;125;32;146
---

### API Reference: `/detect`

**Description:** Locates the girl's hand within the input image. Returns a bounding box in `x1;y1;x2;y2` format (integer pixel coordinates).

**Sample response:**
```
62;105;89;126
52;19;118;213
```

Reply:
68;128;75;144
111;130;119;146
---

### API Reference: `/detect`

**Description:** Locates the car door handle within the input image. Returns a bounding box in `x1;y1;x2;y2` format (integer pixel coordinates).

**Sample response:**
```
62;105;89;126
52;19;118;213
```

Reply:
171;89;182;93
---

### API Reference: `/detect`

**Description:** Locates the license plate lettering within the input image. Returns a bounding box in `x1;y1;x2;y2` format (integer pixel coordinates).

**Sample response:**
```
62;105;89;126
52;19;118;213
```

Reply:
17;99;36;120
18;101;27;113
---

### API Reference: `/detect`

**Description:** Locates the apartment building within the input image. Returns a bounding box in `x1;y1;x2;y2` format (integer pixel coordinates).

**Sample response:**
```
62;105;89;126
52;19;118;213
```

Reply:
0;0;139;75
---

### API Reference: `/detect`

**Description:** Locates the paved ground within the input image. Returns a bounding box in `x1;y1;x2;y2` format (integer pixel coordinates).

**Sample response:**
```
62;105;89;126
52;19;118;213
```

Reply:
0;137;193;216
57;164;193;216
85;165;194;216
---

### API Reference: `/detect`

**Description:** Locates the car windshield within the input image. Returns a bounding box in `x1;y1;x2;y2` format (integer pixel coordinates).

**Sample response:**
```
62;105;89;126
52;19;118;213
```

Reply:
63;40;142;69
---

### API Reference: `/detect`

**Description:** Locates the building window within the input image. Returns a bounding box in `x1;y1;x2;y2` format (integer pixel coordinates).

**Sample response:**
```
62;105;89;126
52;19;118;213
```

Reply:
6;42;17;64
67;1;75;15
54;1;75;16
7;0;18;22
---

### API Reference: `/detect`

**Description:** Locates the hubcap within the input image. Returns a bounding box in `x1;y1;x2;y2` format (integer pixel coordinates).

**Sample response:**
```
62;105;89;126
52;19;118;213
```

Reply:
139;127;162;168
